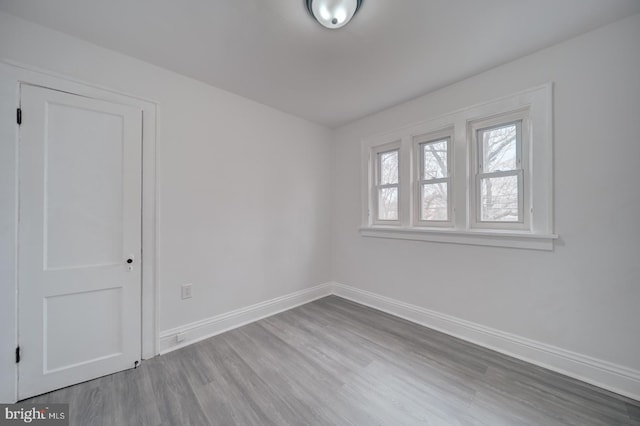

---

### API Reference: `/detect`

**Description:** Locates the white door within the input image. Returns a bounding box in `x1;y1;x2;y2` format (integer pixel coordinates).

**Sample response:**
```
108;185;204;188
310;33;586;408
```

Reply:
18;84;143;400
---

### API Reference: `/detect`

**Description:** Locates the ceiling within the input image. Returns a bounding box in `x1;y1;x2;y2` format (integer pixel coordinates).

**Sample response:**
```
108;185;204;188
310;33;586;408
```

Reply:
1;1;638;127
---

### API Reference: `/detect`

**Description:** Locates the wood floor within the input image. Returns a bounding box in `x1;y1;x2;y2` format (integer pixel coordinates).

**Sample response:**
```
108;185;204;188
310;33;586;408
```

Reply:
25;296;640;425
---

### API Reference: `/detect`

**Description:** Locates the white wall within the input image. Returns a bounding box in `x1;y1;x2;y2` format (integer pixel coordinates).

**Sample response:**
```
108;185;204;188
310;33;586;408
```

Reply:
333;13;640;379
2;7;639;403
0;12;333;402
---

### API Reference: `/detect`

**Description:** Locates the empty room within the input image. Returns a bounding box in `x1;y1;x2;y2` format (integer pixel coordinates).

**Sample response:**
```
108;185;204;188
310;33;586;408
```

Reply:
1;0;639;424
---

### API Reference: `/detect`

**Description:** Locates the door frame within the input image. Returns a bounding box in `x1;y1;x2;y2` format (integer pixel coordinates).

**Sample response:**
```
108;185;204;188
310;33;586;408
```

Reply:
0;60;159;403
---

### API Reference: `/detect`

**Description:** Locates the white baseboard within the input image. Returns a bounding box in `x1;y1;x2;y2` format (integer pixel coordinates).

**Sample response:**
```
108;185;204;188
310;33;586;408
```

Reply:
157;280;639;402
159;282;333;354
332;282;640;402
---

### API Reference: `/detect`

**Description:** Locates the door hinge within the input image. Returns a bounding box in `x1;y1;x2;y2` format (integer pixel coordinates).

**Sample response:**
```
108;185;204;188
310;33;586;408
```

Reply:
17;108;22;125
15;346;20;363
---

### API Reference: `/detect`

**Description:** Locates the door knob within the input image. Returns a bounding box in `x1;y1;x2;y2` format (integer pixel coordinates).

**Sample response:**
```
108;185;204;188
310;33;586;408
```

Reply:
126;255;135;271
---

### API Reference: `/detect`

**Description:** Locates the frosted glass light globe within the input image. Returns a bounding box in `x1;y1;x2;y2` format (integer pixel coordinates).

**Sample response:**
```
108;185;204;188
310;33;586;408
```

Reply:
307;0;362;29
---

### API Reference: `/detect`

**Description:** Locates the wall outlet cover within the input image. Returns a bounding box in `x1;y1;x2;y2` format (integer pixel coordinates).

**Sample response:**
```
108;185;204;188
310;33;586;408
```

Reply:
181;283;192;300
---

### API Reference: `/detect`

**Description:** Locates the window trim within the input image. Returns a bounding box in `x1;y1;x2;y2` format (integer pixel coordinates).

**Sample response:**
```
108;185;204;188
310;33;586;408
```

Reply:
413;128;454;227
360;84;556;250
359;226;558;251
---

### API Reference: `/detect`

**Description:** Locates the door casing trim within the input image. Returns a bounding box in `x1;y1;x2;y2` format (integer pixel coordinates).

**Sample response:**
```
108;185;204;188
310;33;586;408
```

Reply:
0;60;159;402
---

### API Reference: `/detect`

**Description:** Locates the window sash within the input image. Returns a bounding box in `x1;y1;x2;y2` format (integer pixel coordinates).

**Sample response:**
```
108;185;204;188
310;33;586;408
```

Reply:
415;136;452;225
376;185;399;221
376;148;399;186
472;115;528;230
419;180;450;222
476;120;522;223
420;138;449;181
476;169;524;223
478;120;522;174
372;146;400;224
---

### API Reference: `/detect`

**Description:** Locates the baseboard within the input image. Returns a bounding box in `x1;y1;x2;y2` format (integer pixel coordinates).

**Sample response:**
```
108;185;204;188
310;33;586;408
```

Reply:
159;282;333;354
332;282;640;402
157;280;639;401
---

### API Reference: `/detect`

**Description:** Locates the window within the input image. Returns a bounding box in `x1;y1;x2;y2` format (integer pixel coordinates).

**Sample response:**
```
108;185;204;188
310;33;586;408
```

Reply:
361;84;556;250
371;143;400;224
470;112;529;230
414;130;452;226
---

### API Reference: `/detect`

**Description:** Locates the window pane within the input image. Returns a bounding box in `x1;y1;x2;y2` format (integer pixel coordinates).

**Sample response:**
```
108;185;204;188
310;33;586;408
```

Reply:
421;182;448;221
378;187;398;220
480;175;519;222
481;123;517;172
379;150;398;185
423;140;447;179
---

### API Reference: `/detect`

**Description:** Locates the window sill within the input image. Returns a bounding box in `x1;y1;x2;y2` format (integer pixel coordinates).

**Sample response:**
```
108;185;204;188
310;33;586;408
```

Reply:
359;226;558;251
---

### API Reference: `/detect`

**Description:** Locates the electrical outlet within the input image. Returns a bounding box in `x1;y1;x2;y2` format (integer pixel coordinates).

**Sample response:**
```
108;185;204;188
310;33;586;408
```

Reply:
181;283;192;300
176;332;186;343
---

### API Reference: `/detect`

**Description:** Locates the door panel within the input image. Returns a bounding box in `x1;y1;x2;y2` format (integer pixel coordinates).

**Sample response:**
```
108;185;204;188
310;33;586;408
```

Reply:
18;84;142;400
45;102;125;270
44;287;123;373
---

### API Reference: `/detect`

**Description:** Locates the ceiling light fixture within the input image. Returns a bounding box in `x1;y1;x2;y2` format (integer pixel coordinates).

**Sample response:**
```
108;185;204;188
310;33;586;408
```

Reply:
306;0;362;29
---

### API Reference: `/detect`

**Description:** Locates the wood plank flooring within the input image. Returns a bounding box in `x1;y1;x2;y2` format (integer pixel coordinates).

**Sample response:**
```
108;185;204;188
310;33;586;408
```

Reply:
25;296;640;425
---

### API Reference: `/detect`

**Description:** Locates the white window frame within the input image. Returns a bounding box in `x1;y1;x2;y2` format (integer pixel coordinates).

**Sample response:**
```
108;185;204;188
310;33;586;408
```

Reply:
360;84;557;251
370;141;402;226
469;111;530;230
413;128;454;227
